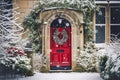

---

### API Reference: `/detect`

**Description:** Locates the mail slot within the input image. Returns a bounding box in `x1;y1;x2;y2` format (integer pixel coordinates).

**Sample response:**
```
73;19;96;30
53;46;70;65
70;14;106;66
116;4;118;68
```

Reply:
56;50;64;52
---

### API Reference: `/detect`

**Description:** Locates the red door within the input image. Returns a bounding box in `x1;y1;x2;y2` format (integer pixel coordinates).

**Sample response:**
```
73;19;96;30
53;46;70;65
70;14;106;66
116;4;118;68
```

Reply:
50;18;71;70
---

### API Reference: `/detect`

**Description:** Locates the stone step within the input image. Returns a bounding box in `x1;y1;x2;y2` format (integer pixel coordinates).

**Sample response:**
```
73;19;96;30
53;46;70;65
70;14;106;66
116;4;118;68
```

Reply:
49;70;72;73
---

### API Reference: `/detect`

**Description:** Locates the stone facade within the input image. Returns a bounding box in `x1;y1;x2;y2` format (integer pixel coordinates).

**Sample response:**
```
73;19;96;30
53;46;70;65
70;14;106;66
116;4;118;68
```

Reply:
41;9;84;71
12;0;88;71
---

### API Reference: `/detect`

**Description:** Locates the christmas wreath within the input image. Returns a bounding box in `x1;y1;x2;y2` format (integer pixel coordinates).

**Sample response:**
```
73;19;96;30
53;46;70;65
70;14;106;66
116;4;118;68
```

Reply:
53;29;68;45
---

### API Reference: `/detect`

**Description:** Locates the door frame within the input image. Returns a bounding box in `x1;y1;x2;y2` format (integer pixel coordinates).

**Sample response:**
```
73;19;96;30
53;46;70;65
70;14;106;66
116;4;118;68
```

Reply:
41;9;84;71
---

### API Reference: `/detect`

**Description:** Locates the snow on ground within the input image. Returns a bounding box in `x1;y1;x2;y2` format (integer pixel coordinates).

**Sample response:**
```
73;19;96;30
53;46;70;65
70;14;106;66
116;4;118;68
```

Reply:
19;72;103;80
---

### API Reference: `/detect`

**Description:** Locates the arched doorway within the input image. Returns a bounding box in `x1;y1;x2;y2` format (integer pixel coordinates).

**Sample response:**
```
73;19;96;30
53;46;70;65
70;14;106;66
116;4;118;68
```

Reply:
50;17;72;70
41;10;84;71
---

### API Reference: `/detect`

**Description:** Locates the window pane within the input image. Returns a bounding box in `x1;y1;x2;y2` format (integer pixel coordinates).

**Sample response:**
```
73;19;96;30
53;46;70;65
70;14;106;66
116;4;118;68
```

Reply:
111;25;120;38
96;8;105;24
96;26;105;43
111;7;120;24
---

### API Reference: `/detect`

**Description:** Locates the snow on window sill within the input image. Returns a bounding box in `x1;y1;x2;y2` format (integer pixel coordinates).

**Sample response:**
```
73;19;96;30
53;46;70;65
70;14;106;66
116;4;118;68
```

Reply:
95;43;105;48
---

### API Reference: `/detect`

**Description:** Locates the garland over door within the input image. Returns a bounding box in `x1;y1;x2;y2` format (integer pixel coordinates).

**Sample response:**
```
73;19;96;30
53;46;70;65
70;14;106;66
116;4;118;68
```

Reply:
50;17;71;70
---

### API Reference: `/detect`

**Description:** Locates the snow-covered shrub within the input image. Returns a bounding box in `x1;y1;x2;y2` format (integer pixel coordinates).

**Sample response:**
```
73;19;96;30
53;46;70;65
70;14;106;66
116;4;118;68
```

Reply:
0;47;31;76
99;55;108;73
6;47;24;56
99;34;120;80
76;42;99;72
33;53;42;72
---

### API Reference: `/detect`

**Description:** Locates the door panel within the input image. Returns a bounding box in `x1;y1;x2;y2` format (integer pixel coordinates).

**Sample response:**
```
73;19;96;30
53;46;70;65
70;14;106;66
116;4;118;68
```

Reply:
50;18;71;70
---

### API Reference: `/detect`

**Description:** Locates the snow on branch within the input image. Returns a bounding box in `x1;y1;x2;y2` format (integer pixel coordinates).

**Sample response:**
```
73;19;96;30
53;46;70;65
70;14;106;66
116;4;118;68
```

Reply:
0;1;24;54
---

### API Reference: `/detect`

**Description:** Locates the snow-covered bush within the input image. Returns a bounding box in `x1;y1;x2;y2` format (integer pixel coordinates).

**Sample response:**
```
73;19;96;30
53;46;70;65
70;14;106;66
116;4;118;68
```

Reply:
6;47;24;56
99;34;120;80
33;53;42;72
76;42;99;72
0;47;31;76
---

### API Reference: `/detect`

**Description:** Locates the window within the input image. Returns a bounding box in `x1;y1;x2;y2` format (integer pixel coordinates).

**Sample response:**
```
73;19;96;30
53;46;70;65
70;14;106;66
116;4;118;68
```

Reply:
110;6;120;39
95;7;106;43
111;7;120;24
96;26;105;43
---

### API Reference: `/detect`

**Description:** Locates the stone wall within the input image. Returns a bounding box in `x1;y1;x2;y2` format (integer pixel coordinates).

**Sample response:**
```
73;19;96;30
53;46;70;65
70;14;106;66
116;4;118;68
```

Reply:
13;0;84;72
40;9;84;71
13;0;40;39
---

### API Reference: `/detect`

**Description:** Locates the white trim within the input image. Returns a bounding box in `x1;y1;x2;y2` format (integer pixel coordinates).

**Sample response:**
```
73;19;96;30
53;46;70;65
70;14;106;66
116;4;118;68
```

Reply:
110;24;120;26
110;1;120;4
95;1;108;4
95;43;105;48
95;24;106;26
95;1;120;4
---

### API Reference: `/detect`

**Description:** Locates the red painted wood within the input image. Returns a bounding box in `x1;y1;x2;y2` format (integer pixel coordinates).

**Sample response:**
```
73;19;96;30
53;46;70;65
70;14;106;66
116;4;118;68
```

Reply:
50;27;71;67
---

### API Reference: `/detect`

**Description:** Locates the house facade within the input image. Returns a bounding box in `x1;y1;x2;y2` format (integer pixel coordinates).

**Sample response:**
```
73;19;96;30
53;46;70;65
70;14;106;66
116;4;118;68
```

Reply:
0;0;120;71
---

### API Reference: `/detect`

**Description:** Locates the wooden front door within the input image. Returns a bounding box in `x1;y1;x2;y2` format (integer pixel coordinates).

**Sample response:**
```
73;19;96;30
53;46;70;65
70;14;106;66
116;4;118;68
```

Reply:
50;17;71;70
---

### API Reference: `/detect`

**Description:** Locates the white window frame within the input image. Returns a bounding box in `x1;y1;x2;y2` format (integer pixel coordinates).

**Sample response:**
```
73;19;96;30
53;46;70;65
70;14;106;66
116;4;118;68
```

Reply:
95;1;120;4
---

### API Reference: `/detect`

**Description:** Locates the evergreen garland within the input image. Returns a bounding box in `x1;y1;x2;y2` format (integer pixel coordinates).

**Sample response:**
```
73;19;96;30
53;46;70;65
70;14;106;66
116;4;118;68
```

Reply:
23;0;97;52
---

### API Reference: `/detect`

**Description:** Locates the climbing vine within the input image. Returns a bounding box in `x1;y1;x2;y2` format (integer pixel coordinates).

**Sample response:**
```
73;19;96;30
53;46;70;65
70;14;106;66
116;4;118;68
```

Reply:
23;0;97;53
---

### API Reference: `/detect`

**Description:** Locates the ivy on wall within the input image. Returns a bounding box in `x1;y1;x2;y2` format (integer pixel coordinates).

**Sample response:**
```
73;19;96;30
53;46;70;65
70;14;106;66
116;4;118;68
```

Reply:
23;0;97;53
